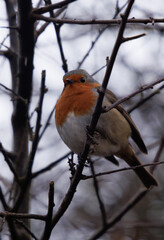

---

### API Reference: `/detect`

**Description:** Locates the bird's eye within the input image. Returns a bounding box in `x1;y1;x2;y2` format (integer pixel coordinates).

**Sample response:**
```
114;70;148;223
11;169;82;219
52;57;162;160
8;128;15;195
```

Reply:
80;77;85;83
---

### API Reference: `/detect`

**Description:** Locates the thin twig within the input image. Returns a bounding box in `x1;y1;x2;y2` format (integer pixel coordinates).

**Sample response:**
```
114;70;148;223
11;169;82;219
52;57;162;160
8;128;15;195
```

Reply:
0;187;10;211
35;22;50;41
114;221;164;229
32;0;77;14
15;220;39;240
0;217;5;232
82;160;164;180
38;103;56;143
45;0;68;72
41;181;55;240
0;83;27;104
27;70;47;177
90;160;107;226
150;136;164;174
122;33;146;42
78;1;128;69
0;212;46;221
128;84;164;113
31;151;71;179
0;143;19;184
88;188;150;240
103;78;164;113
35;5;67;42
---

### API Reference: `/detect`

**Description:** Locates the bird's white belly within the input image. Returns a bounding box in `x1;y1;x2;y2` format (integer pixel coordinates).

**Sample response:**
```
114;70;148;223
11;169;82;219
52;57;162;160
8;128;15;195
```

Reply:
56;111;120;156
57;112;90;155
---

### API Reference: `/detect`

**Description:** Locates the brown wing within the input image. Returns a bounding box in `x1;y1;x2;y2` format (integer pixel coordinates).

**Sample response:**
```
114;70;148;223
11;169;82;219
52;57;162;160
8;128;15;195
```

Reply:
105;89;147;154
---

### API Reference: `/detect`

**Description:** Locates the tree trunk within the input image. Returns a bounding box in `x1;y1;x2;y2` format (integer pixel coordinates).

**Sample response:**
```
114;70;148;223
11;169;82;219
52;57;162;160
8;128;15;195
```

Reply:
5;0;35;239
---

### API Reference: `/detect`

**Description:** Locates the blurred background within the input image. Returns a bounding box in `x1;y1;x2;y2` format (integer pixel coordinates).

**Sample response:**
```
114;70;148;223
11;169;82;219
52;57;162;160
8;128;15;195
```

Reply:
0;0;164;239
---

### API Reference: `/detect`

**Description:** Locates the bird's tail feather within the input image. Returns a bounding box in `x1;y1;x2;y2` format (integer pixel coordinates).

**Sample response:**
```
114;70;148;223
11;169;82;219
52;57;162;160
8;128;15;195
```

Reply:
118;148;158;188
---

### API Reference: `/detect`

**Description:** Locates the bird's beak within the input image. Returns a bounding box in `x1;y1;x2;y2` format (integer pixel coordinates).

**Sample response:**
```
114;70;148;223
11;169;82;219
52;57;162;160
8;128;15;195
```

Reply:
65;78;74;84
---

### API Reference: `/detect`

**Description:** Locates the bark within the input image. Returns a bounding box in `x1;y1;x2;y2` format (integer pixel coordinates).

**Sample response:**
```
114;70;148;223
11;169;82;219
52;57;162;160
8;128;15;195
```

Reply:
5;0;35;239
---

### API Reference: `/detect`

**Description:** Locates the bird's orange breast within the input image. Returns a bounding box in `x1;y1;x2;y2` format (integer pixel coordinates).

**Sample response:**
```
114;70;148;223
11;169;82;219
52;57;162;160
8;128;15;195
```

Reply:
55;83;99;126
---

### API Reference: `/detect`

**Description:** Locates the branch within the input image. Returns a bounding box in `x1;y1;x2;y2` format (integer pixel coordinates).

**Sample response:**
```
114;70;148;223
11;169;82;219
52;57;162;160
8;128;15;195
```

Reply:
35;22;50;41
45;0;68;72
0;212;46;221
115;221;164;229
82;160;164;180
0;50;10;58
38;103;56;143
15;220;39;240
128;84;164;113
103;78;164;113
88;188;150;240
32;0;77;14
90;160;107;226
122;33;146;42
78;1;128;69
0;143;19;183
35;5;67;42
0;187;10;211
31;151;71;179
41;181;55;240
27;70;47;177
150;135;164;174
32;15;164;25
0;83;27;104
51;0;135;228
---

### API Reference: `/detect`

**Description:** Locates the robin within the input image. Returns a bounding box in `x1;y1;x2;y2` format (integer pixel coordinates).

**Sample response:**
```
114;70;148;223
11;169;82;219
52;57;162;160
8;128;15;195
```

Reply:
55;69;158;188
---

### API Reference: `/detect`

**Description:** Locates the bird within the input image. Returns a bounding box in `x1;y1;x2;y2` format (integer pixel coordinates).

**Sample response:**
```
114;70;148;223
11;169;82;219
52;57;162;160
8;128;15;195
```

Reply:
55;69;158;188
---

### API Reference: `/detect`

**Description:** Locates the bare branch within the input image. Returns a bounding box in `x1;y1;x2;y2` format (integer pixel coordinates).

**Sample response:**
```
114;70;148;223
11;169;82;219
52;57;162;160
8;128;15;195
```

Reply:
0;217;5;232
0;83;27;104
122;33;146;42
0;143;19;184
128;84;164;113
32;0;77;14
0;212;46;221
35;5;67;42
82;160;164;180
0;187;10;211
88;188;150;240
103;78;164;113
150;135;164;174
115;221;164;229
41;181;55;240
78;1;128;69
0;50;10;58
15;220;39;240
32;15;164;25
45;0;68;72
90;160;107;226
38;103;56;142
27;70;47;177
35;22;50;41
31;151;71;179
